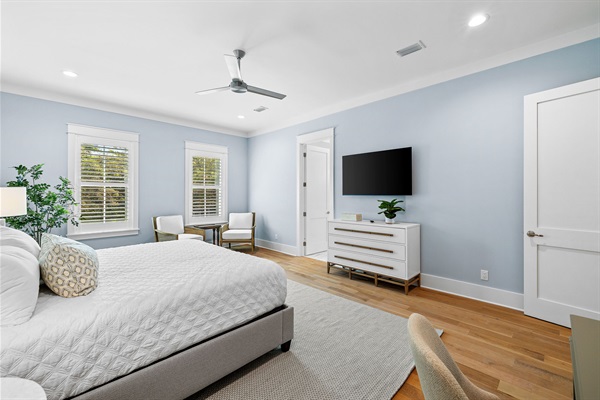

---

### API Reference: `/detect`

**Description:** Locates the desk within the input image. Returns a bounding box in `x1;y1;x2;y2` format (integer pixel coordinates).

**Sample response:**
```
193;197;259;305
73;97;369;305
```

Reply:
192;223;225;245
570;315;600;400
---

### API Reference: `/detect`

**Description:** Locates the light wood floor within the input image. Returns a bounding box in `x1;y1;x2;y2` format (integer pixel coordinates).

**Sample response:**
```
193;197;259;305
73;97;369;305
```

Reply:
251;247;573;400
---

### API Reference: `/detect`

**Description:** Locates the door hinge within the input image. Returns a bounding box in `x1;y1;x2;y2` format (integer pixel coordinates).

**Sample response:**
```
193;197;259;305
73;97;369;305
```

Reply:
303;152;306;157
303;182;306;187
303;241;306;246
303;212;307;217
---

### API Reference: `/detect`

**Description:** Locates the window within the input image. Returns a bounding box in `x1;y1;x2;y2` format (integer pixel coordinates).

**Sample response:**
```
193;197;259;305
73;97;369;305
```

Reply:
68;124;139;239
185;141;228;224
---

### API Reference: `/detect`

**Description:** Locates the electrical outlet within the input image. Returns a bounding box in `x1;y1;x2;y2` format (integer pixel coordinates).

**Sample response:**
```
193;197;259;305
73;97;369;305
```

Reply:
274;233;279;240
480;269;489;281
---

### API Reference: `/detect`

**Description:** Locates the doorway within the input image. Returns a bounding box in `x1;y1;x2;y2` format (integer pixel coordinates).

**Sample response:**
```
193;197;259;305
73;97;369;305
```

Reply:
297;128;334;256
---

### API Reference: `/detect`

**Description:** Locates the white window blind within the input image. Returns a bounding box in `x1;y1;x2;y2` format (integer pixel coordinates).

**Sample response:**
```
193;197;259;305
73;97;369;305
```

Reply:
192;156;222;217
68;124;139;239
80;144;129;223
185;142;228;224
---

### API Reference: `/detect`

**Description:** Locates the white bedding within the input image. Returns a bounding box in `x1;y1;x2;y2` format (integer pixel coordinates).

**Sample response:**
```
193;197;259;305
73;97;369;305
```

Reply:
0;240;287;400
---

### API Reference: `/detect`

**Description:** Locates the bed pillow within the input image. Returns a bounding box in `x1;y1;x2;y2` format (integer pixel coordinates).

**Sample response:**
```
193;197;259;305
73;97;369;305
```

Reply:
0;246;40;326
0;226;41;258
38;233;99;298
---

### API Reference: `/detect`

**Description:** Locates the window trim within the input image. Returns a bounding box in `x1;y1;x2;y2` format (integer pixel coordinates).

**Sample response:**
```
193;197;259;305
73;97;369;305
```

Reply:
67;124;139;240
185;141;228;225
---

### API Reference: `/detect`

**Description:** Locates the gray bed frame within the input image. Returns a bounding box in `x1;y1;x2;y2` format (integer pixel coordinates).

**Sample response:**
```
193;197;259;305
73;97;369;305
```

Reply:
70;305;294;400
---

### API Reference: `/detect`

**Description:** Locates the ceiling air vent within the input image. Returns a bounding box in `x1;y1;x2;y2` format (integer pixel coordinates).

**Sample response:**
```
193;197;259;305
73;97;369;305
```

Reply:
253;106;268;112
396;40;426;57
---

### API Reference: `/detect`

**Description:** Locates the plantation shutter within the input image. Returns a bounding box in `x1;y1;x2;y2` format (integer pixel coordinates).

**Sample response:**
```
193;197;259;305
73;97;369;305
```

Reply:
192;156;222;217
80;144;129;223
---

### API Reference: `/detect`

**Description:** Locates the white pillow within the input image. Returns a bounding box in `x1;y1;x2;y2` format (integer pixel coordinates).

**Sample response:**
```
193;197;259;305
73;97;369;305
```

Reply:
0;246;40;326
0;226;41;258
229;213;253;229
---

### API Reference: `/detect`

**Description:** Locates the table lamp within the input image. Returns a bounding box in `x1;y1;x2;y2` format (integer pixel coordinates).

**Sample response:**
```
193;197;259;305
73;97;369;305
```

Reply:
0;187;27;227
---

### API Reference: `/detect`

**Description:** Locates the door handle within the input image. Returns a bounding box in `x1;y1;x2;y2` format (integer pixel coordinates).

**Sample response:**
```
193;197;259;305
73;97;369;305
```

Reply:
526;230;544;237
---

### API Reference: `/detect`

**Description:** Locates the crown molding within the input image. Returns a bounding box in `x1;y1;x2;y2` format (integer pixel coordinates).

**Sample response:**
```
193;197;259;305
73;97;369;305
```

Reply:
0;83;250;138
248;23;600;138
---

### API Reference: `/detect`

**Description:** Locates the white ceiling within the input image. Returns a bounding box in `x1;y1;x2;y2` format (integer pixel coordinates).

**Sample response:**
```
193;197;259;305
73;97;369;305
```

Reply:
2;1;599;137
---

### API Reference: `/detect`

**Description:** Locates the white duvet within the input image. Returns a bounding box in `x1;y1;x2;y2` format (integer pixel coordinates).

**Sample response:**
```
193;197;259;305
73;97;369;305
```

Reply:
0;240;287;400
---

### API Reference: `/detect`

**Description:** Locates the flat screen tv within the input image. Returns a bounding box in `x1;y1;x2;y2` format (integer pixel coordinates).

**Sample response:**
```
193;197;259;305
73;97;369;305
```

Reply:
342;147;412;195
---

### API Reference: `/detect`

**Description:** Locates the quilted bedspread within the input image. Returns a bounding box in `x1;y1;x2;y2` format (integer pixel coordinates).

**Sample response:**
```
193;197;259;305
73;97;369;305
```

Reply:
0;240;287;399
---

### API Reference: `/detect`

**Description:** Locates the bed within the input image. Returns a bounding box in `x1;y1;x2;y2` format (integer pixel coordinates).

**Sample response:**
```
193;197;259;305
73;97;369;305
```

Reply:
0;239;294;400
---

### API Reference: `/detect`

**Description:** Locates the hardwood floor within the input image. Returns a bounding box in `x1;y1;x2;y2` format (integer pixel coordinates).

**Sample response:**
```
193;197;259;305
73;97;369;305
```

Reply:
251;247;573;400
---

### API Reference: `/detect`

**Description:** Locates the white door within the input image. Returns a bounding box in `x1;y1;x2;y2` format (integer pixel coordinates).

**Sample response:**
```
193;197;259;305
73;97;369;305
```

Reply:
305;144;329;255
524;78;600;327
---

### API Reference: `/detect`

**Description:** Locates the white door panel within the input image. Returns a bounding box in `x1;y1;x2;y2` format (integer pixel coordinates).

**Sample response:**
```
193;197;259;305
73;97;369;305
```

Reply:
305;145;329;255
524;78;600;327
537;246;600;312
537;90;600;232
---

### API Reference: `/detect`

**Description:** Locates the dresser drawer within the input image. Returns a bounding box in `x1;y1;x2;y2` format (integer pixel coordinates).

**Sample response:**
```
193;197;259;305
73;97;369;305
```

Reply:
328;249;408;279
329;235;406;260
329;222;406;244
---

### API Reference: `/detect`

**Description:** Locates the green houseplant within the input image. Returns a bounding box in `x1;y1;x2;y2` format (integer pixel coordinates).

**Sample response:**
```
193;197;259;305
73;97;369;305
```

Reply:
377;198;405;224
5;164;78;243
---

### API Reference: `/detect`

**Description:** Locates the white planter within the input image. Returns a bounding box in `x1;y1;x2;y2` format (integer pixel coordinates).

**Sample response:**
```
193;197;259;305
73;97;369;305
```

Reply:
385;217;395;224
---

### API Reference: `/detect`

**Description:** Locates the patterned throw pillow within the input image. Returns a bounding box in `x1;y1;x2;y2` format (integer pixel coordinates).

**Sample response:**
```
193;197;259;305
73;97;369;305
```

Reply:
38;233;99;298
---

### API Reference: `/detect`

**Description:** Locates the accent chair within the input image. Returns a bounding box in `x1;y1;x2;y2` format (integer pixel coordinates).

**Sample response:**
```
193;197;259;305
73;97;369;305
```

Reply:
407;313;499;400
220;212;256;252
152;215;205;242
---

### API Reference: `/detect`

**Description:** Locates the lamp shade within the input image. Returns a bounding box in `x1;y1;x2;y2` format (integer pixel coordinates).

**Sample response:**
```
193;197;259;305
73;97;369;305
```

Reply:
0;187;27;217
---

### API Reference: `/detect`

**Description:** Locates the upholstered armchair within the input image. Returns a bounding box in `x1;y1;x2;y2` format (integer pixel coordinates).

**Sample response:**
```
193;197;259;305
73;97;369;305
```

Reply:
407;313;499;400
152;215;205;242
220;212;256;252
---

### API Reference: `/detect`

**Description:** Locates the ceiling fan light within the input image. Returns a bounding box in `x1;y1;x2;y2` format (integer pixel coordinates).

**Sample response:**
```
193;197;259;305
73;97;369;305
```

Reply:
468;14;489;27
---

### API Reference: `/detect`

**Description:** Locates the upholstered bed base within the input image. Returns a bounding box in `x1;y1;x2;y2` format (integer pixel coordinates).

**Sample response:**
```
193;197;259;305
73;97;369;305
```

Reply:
70;306;294;400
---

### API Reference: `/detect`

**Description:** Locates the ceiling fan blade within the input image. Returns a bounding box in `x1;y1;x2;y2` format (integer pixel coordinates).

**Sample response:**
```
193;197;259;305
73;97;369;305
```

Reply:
195;86;229;96
224;54;242;81
246;85;286;100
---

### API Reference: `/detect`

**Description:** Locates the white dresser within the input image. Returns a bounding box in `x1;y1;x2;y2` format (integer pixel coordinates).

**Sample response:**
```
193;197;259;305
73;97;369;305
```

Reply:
327;219;420;294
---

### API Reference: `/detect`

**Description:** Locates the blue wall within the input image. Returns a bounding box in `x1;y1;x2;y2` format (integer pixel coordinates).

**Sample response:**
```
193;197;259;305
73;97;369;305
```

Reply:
0;93;248;248
248;38;600;293
2;39;598;292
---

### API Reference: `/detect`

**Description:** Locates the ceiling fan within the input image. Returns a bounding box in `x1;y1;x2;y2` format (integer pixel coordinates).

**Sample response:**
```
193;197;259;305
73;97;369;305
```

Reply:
195;49;286;100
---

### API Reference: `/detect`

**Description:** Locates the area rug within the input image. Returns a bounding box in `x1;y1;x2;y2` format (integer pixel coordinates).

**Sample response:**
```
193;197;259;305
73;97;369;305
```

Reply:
191;280;441;400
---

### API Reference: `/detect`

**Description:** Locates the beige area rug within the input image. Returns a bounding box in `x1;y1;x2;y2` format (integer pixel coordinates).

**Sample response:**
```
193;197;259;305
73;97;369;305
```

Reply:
191;280;441;400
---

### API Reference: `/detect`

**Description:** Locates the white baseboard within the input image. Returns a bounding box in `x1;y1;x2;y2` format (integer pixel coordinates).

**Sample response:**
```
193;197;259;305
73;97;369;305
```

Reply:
421;273;524;311
255;239;298;256
254;243;524;311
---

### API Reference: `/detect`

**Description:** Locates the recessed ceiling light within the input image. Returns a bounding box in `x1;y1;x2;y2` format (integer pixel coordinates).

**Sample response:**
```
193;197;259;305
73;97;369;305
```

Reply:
62;70;78;78
237;115;245;119
468;14;489;27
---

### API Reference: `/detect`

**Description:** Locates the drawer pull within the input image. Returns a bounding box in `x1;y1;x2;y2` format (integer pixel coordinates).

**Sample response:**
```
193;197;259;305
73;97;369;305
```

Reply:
334;255;394;270
334;241;393;254
334;227;394;237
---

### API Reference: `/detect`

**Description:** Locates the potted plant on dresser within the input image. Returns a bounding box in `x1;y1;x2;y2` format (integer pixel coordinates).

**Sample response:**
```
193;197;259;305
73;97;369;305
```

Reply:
377;198;405;224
